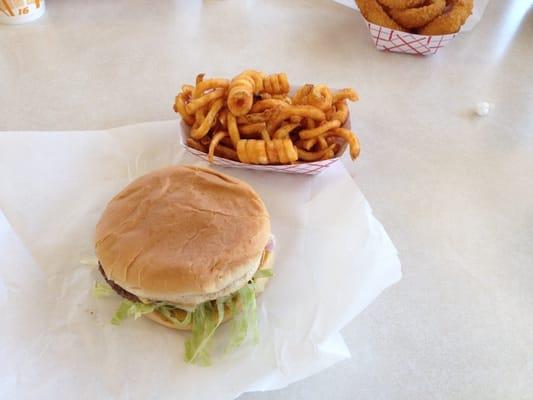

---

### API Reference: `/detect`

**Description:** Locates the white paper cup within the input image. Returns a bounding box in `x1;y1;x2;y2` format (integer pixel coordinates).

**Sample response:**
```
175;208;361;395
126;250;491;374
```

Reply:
0;0;45;25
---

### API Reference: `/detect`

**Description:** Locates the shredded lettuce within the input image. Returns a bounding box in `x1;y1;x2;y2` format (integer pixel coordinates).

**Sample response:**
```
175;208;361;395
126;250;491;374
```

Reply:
103;280;262;365
253;269;273;280
111;300;133;325
184;297;226;365
226;283;258;352
111;300;155;325
158;306;192;329
92;282;113;298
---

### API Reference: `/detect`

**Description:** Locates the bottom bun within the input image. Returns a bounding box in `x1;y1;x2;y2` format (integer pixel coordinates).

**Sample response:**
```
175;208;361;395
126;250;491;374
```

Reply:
145;251;274;331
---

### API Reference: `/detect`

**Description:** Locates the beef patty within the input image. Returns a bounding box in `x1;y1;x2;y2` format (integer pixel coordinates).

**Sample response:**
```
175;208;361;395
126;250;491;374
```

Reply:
98;263;140;303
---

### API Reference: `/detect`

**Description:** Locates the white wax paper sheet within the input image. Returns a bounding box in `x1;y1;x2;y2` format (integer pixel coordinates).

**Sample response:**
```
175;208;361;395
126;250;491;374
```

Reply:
334;0;490;31
0;121;401;399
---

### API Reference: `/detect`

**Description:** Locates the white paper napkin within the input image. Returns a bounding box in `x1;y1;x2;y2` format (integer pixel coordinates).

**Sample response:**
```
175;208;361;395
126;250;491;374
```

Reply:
0;121;401;399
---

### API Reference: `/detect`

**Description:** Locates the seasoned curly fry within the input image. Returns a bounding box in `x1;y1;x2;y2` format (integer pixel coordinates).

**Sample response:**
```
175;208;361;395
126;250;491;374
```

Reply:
260;128;271;143
308;85;333;111
297;144;336;161
263;73;290;95
186;88;225;114
299;120;341;140
174;70;360;166
218;108;228;129
215;145;238;161
237;110;272;125
317;135;328;150
330;101;349;124
253;139;269;164
292;84;312;105
332;88;358;103
251;99;289;113
187;137;207;153
266;141;280;163
182;85;194;97
240;122;267;136
193;79;230;98
297;138;317;151
174;94;195;126
273;123;299;139
191;98;224;139
208;131;229;163
274;139;288;163
236;140;250;163
227;70;265;116
227;112;240;147
325;128;360;160
268;105;326;134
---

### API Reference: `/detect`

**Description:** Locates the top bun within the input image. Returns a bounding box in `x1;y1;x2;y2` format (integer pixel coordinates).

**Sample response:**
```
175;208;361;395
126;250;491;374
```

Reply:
95;165;270;305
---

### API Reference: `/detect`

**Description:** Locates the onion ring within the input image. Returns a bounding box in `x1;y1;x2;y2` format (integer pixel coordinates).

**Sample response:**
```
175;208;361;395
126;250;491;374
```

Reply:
355;0;405;31
377;0;425;10
389;0;446;29
418;0;473;35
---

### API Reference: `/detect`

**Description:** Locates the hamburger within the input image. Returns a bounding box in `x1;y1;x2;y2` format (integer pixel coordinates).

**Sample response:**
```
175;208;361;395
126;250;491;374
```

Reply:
94;165;273;364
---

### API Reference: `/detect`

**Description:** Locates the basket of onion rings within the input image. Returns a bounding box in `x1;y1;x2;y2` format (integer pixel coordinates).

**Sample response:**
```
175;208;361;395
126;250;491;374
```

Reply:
354;0;474;55
173;70;360;175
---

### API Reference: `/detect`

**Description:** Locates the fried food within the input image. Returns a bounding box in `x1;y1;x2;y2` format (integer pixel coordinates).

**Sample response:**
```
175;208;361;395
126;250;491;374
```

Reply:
377;0;425;9
208;131;229;163
273;123;299;139
331;101;349;125
418;0;474;35
227;72;257;116
389;0;446;29
190;98;224;139
187;137;207;153
236;139;297;164
173;70;362;165
174;94;195;126
355;0;406;31
267;105;326;134
263;73;290;95
251;99;290;113
185;88;225;115
299;120;341;140
308;85;333;111
359;0;473;35
332;88;359;103
193;78;229;98
227;112;240;147
297;144;336;162
325;128;361;160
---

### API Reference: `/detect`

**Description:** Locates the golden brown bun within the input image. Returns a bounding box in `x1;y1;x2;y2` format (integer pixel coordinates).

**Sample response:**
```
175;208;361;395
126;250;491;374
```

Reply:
95;165;270;304
145;250;274;331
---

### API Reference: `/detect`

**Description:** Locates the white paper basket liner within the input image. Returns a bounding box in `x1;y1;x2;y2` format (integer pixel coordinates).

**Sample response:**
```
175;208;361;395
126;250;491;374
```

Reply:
0;121;401;400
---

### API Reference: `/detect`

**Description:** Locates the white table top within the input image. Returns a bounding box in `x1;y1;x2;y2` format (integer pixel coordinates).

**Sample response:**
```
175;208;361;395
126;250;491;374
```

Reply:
1;0;532;399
